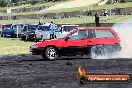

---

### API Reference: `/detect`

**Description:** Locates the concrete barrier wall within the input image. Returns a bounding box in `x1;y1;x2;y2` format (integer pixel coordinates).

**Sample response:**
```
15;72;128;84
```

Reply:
11;6;47;13
0;7;131;20
14;7;132;19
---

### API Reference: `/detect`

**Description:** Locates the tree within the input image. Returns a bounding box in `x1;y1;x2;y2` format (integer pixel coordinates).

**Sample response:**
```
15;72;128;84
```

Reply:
0;0;7;7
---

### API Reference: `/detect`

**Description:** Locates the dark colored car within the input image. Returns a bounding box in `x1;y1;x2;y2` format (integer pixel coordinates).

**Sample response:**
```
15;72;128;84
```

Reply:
20;24;38;40
30;27;121;60
20;25;28;40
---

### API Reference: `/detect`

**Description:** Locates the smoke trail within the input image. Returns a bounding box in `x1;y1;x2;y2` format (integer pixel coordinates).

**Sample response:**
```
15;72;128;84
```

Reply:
91;18;132;59
112;18;132;58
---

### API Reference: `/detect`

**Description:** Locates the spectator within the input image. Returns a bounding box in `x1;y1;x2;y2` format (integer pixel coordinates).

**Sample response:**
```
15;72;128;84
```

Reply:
50;21;56;39
104;10;108;22
95;12;100;27
38;20;42;25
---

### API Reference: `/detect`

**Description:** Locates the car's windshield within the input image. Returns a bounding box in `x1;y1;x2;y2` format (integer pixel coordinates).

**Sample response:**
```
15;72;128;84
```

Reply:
57;32;69;39
39;26;50;31
13;25;17;29
63;26;78;32
28;25;38;30
12;25;23;29
23;26;28;31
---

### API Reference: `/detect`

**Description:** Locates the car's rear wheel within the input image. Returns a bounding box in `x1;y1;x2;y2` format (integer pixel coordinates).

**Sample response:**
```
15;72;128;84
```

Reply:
43;47;58;60
11;34;15;38
90;45;105;59
21;36;25;40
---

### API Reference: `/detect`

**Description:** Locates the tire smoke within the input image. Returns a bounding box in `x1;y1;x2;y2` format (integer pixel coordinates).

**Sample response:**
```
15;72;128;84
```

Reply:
91;18;132;59
112;19;132;58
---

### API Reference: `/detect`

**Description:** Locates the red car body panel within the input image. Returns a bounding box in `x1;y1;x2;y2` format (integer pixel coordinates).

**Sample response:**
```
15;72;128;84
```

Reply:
37;27;120;48
30;27;121;56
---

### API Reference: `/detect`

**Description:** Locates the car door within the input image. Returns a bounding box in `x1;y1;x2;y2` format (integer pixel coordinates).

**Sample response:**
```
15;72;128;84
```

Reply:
62;30;88;54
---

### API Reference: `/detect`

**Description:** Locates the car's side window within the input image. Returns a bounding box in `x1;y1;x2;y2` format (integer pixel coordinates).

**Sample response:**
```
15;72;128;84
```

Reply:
69;30;88;40
94;30;115;38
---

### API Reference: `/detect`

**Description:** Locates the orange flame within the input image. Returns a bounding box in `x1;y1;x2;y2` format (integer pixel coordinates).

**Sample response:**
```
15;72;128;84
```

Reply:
78;66;86;76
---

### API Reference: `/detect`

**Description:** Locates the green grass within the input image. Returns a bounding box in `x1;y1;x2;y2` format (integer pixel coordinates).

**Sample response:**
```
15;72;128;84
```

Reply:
0;2;132;16
0;15;131;24
0;38;34;55
44;2;132;13
0;0;70;11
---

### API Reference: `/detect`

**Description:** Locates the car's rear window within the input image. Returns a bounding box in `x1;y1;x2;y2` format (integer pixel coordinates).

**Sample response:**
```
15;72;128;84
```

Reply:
95;30;115;38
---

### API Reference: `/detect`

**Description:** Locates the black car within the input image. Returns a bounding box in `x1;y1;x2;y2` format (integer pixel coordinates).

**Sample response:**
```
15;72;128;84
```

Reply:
20;24;38;41
20;25;28;40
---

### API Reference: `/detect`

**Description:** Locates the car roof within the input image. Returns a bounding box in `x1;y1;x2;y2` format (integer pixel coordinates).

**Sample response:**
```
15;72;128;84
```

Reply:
61;25;79;27
74;27;112;31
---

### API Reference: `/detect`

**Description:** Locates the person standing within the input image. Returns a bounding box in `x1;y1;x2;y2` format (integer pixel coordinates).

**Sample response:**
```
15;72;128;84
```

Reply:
95;12;100;27
104;10;108;22
50;21;56;39
38;20;42;25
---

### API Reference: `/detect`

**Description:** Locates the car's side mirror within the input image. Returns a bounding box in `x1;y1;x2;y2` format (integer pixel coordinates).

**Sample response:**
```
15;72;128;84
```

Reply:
65;37;70;41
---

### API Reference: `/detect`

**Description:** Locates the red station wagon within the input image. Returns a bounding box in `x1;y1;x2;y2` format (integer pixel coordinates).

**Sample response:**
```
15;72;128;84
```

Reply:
30;27;121;60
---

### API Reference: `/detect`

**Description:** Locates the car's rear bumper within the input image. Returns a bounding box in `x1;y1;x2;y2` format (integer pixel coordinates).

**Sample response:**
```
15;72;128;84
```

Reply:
104;43;121;52
113;43;121;51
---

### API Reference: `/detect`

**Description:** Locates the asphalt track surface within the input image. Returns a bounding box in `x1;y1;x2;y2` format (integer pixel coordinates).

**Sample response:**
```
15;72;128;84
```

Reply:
0;54;132;88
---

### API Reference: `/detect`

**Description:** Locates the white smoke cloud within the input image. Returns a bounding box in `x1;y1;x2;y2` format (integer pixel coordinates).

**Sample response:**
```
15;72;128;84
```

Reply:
112;18;132;58
91;18;132;59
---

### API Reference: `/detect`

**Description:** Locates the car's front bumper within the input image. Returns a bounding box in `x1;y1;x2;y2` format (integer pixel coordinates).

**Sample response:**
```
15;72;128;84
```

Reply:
26;34;35;40
30;45;44;55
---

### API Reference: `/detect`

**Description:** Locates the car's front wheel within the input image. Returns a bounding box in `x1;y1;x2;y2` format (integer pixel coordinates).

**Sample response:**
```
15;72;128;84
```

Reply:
43;47;58;60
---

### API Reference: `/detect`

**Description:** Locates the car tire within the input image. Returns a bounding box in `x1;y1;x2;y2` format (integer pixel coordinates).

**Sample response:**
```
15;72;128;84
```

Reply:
43;47;58;61
21;37;24;40
90;45;106;59
11;34;15;38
